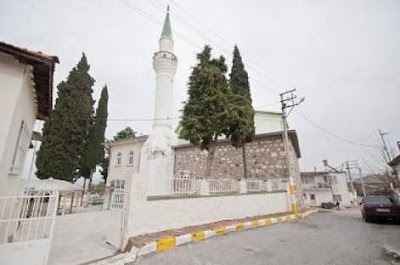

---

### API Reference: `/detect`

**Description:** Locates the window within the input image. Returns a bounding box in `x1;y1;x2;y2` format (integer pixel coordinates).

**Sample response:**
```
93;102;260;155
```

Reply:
111;180;125;189
333;195;342;202
116;152;122;165
9;121;30;175
310;194;316;200
128;151;134;165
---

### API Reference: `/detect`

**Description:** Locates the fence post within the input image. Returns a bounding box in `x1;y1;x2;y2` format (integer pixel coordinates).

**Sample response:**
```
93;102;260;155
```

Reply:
239;179;247;194
199;179;210;196
266;181;272;192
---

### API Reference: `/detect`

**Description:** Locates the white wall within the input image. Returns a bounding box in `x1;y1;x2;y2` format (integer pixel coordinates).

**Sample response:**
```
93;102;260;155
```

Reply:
122;172;290;244
0;53;36;196
303;190;333;206
254;111;283;135
331;172;352;205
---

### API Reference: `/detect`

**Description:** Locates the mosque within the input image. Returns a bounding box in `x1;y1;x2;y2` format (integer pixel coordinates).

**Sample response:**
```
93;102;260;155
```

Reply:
106;9;302;198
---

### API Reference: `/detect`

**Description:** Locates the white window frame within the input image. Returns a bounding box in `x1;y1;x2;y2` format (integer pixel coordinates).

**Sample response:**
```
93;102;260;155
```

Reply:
9;120;30;175
128;151;134;165
116;152;122;166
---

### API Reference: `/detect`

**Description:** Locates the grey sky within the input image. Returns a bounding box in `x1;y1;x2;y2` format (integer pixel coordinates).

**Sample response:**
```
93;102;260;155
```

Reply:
1;0;399;174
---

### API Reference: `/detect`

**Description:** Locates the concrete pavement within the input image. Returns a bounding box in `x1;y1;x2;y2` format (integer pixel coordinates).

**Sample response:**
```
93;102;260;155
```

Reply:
133;209;400;265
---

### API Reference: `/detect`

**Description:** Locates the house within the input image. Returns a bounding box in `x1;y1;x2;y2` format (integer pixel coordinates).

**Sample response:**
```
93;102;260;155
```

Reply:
0;42;58;195
107;110;300;187
301;171;354;206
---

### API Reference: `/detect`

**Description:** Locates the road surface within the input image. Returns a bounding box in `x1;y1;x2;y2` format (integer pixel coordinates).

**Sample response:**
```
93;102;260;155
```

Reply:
134;209;400;265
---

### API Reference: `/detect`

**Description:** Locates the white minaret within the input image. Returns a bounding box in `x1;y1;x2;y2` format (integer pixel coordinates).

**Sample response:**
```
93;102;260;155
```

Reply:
152;6;177;137
141;7;177;195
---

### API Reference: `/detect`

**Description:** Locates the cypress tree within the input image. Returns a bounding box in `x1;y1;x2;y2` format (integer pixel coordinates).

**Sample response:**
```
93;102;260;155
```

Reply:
36;53;95;182
228;45;255;178
179;45;231;177
80;85;109;189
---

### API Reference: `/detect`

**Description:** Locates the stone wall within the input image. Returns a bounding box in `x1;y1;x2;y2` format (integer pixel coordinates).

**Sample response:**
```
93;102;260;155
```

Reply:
174;132;301;181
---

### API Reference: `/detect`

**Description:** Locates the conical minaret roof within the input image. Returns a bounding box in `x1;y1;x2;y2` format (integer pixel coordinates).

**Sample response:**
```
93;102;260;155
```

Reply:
160;6;173;40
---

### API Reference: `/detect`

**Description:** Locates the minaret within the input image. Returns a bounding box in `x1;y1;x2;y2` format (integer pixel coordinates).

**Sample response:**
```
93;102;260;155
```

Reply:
152;6;177;136
141;7;177;195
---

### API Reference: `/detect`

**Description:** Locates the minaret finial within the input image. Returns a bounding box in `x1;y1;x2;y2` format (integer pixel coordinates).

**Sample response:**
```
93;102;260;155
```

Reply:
167;5;169;12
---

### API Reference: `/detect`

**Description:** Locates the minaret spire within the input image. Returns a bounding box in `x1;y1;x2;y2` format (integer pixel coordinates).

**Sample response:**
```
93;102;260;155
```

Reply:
160;6;173;40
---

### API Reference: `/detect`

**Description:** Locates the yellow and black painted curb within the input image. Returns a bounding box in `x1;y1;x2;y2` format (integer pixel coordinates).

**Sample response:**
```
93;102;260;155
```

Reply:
89;209;319;264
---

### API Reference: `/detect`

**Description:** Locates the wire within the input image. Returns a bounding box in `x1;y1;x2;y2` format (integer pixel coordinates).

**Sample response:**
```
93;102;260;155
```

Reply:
294;109;381;149
123;0;285;95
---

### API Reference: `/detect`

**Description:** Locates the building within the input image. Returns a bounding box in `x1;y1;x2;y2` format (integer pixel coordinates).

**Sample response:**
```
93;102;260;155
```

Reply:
0;42;58;195
106;10;302;203
301;171;353;206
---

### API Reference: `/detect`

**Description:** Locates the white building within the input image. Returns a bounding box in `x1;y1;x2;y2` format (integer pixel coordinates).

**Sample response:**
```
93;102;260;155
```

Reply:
0;42;58;196
301;171;354;206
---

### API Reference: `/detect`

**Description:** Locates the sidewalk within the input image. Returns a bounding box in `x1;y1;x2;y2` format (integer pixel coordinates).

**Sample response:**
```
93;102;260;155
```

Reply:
49;210;121;265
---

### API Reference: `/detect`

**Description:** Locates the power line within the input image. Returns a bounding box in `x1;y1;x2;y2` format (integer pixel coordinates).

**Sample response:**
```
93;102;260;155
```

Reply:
294;109;381;149
123;0;285;95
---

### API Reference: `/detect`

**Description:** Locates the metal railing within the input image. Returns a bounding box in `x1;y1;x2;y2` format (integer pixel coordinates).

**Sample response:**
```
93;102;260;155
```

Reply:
147;177;200;197
110;188;125;210
208;179;239;194
0;191;58;244
246;179;267;192
147;177;288;197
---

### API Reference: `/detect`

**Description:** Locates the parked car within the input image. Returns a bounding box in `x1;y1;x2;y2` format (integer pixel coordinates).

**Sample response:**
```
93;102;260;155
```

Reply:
321;202;335;209
360;196;400;222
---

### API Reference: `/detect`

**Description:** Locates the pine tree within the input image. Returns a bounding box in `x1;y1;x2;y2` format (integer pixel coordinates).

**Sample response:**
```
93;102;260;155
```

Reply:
113;127;136;141
228;45;255;178
36;53;95;182
179;45;232;177
80;85;109;189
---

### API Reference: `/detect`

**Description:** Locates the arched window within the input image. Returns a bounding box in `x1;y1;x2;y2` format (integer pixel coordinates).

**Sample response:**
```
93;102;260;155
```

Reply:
128;151;134;165
117;152;122;165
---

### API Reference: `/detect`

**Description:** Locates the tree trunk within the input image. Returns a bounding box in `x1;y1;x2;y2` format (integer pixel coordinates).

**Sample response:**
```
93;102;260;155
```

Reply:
205;135;218;178
88;169;95;190
242;143;248;179
80;178;87;206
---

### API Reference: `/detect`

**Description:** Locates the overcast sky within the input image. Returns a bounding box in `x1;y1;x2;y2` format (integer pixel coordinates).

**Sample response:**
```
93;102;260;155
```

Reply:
2;0;399;174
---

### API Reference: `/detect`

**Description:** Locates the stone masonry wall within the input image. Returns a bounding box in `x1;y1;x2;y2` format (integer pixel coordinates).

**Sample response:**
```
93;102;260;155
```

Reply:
174;134;299;181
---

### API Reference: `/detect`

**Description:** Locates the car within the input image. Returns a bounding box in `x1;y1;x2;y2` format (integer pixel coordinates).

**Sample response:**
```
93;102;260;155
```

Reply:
360;196;400;222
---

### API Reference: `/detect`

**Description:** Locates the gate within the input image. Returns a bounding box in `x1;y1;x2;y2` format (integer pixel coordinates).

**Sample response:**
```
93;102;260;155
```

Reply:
0;191;58;265
110;188;125;210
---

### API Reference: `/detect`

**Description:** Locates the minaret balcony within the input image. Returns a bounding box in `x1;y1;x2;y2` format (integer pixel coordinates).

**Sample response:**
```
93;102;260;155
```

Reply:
153;51;177;61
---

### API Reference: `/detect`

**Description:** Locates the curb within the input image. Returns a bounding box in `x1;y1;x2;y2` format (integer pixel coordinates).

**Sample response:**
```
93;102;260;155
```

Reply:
89;209;319;265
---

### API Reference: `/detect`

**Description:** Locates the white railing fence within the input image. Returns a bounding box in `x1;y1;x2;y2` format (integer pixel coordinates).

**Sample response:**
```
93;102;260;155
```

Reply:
110;188;125;210
0;191;58;244
148;177;200;197
208;179;239;194
246;179;267;192
147;177;288;197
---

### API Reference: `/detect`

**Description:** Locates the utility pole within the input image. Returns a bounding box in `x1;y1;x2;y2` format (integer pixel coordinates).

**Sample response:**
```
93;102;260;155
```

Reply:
345;161;355;194
378;129;400;186
347;160;366;197
379;129;392;163
280;88;304;214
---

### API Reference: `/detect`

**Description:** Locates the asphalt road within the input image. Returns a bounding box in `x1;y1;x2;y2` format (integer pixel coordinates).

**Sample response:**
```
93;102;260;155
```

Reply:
134;209;400;265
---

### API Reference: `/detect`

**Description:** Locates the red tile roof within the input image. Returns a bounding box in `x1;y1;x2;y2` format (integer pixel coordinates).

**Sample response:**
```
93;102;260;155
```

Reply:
0;41;59;119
